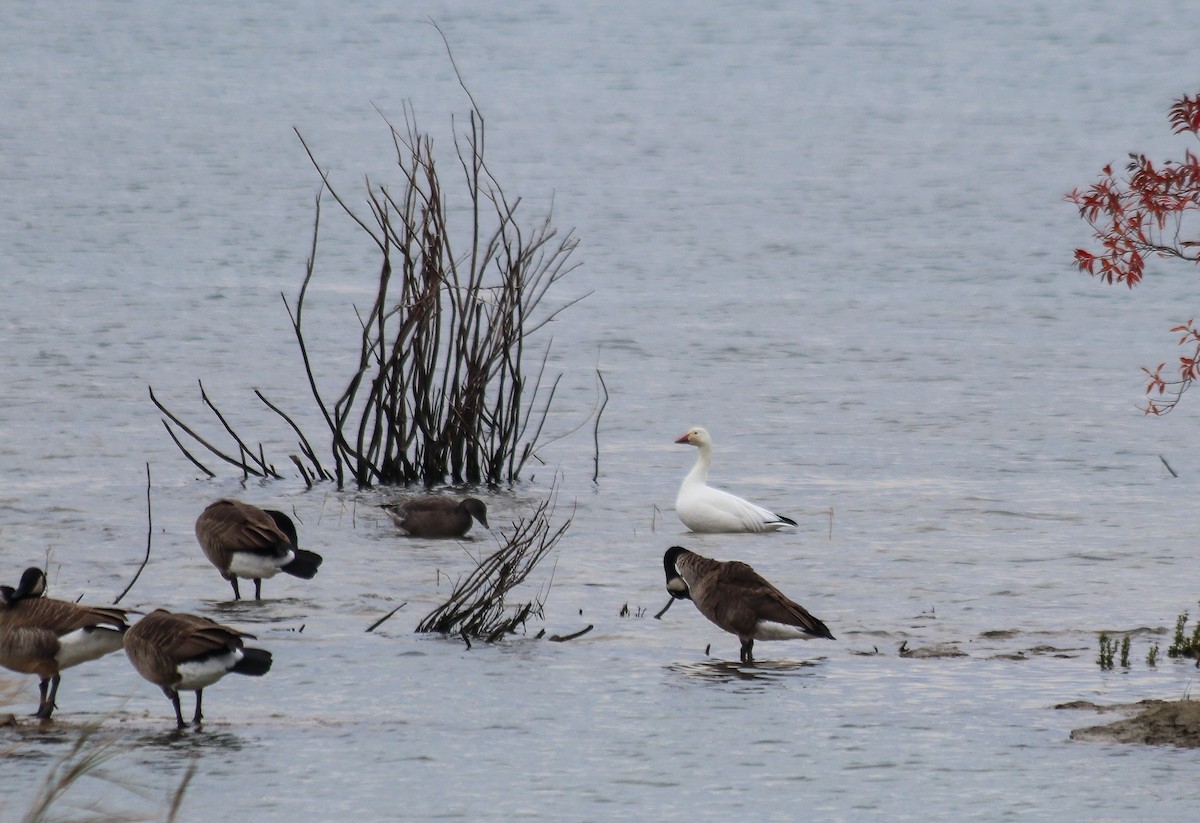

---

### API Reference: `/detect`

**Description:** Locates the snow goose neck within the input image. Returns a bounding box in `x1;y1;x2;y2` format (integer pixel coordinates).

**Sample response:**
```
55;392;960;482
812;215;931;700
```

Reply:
674;427;797;533
663;546;833;663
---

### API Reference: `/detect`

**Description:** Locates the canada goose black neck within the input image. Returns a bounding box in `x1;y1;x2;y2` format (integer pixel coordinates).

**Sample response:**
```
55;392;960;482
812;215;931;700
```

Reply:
663;546;693;600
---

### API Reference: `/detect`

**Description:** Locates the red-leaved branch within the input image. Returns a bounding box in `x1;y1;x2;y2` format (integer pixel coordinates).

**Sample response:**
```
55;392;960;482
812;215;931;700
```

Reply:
1067;93;1200;414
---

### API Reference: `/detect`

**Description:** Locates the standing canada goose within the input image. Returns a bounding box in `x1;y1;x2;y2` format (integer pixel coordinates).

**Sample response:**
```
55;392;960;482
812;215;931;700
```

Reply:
0;567;130;719
195;499;323;600
674;427;798;533
381;496;489;538
124;608;273;728
662;546;833;663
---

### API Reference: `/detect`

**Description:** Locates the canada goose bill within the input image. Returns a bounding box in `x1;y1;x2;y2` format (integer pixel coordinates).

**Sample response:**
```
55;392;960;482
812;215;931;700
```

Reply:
674;426;798;533
0;567;130;719
662;547;833;664
381;496;489;538
195;499;324;600
124;608;273;728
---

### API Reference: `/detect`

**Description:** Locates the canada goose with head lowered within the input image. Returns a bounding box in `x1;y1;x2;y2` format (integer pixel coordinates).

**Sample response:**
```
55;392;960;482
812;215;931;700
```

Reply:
382;496;489;538
0;567;130;719
195;499;323;600
674;427;798;533
662;547;834;663
124;608;272;728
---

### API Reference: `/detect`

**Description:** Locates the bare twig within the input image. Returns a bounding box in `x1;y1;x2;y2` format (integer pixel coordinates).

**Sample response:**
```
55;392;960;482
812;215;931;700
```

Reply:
592;367;608;483
113;463;152;606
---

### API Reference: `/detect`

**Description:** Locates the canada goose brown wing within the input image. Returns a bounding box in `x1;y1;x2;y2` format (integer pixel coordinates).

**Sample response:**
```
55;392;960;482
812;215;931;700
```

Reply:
197;499;291;560
130;611;250;661
1;597;128;633
714;561;833;639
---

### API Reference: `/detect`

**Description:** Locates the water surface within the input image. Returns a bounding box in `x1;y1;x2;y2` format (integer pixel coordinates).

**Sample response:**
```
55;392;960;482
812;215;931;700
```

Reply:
3;1;1200;820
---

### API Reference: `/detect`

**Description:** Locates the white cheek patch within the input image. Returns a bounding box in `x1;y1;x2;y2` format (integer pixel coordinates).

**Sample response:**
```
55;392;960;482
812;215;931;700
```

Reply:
753;621;820;642
227;551;293;579
55;626;125;669
176;650;242;690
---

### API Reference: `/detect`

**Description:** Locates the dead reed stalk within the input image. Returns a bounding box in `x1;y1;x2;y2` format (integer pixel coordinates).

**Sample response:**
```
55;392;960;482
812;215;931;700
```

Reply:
416;492;570;639
151;60;582;489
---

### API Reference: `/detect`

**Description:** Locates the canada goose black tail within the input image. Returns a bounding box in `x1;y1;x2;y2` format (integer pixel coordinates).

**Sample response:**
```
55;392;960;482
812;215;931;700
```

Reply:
282;549;323;580
232;648;273;677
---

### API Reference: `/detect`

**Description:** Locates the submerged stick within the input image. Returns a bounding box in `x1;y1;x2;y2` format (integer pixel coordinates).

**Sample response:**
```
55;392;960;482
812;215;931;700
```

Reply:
113;463;152;606
365;602;408;633
1160;454;1179;478
654;597;674;620
548;624;593;642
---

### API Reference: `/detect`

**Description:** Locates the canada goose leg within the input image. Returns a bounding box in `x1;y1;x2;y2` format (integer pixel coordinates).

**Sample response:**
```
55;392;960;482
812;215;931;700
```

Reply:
34;675;60;719
192;690;204;726
253;578;262;601
229;577;242;601
164;687;186;728
739;639;755;665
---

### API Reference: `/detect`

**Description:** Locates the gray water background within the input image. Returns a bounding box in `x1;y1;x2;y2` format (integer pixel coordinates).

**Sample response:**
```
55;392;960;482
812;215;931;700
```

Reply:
3;1;1200;820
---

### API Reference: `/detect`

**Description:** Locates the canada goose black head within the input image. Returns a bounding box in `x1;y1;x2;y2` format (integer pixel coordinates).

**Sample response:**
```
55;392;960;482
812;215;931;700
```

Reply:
14;567;47;600
663;546;693;601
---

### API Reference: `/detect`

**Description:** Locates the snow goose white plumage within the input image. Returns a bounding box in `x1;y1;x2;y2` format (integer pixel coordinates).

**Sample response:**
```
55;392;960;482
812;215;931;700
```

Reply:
674;426;797;533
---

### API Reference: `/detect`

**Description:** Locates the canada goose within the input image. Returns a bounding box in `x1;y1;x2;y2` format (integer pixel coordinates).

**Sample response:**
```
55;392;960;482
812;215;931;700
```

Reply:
0;567;130;719
675;427;798;533
195;499;323;600
381;496;489;538
662;546;833;663
124;608;272;728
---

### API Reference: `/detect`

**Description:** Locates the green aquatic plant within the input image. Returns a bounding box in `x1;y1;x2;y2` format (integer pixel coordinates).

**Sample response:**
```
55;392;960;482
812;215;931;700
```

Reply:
1167;605;1200;660
1147;642;1160;667
1119;634;1131;668
1097;633;1116;670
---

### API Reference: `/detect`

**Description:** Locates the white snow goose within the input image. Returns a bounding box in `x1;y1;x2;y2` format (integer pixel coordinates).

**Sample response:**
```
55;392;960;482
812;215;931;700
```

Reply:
674;426;797;533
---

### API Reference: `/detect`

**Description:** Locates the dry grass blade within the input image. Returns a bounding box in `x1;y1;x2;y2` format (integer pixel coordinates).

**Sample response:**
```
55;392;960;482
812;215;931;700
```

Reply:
416;493;570;639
